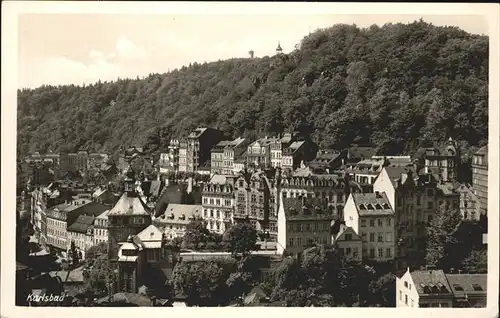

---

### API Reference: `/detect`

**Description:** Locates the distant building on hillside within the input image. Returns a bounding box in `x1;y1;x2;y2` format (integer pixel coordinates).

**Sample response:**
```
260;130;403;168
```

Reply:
472;145;488;215
179;128;223;173
422;138;460;182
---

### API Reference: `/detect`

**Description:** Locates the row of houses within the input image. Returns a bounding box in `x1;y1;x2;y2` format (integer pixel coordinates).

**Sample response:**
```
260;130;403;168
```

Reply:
25;149;110;174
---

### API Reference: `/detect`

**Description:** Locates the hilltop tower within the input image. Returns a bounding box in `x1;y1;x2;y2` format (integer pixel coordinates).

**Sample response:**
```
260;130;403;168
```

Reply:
276;42;283;55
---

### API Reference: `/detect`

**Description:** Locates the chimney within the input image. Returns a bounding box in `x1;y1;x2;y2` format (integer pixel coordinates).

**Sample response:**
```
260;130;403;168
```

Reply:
375;191;381;198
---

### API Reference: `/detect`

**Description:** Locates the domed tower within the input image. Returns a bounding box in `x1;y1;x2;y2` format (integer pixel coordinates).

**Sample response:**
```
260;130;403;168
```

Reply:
124;169;136;195
276;41;283;55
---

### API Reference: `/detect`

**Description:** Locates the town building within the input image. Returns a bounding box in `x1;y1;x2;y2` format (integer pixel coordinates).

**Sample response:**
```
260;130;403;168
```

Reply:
116;224;172;293
107;171;152;260
233;157;247;175
210;140;233;175
158;139;182;174
246;136;277;169
94;209;110;245
46;199;108;257
373;166;459;267
277;196;334;255
396;268;487;308
155;204;202;239
396;268;453;308
180;128;223;173
221;137;249;175
455;184;481;222
446;274;487;307
281;140;318;172
234;170;274;235
472;145;488;215
343;192;396;262
308;149;346;172
178;140;188;173
269;133;298;169
67;215;95;260
201;175;234;234
332;224;363;263
422;138;460;182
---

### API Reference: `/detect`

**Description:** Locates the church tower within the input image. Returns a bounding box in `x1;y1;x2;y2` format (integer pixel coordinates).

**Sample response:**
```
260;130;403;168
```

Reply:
276;41;283;55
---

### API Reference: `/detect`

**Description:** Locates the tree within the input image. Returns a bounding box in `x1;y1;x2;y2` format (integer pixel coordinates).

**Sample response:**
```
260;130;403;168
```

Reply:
223;221;258;257
83;257;117;297
425;203;463;270
171;259;235;306
85;242;108;264
182;218;211;250
461;249;487;274
70;241;81;266
368;273;396;307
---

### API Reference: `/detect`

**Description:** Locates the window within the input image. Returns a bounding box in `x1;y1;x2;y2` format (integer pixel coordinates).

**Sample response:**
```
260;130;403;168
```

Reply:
370;248;375;258
345;234;352;241
386;248;392;257
453;284;464;291
361;219;367;227
386;218;391;226
378;234;383;242
411;300;414;307
378;248;383;258
472;284;483;291
405;295;408;305
297;238;302;246
346;247;352;255
399;291;402;301
361;233;367;241
288;238;294;247
369;233;375;242
378;219;383;226
370;219;375;227
427;201;434;209
386;233;392;242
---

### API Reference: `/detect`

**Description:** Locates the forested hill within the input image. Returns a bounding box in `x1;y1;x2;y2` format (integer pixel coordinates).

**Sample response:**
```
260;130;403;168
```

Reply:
17;20;488;160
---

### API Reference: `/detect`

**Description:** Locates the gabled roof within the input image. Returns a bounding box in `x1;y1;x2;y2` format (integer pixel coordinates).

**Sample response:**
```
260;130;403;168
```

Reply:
335;225;362;241
410;269;452;295
209;174;228;185
96;209;110;220
137;224;163;242
67;215;95;233
352;192;394;216
108;193;150;216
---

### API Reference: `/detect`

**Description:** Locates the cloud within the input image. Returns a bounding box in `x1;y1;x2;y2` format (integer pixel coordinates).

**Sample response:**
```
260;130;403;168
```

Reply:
115;36;147;60
89;49;104;59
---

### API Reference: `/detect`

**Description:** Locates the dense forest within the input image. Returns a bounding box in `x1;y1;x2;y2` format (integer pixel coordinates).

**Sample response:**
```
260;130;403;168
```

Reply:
17;20;488;160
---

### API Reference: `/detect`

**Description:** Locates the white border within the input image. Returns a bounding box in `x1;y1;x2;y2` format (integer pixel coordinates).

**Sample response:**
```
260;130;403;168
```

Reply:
2;2;499;318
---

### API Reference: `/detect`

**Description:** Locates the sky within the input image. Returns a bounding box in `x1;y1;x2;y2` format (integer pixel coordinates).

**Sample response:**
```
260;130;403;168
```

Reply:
18;13;490;89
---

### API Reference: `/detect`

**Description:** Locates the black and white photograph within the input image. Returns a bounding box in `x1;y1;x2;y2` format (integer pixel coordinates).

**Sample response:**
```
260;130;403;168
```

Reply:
1;1;499;315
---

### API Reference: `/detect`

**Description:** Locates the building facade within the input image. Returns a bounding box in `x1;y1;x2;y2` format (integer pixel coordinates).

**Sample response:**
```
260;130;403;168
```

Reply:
333;224;363;262
277;196;333;255
155;204;202;239
472;145;488;215
107;172;153;260
456;184;480;222
182;128;223;173
94;209;110;245
222;137;249;175
67;215;95;260
422;138;460;182
246;137;276;169
202;180;234;234
343;192;396;262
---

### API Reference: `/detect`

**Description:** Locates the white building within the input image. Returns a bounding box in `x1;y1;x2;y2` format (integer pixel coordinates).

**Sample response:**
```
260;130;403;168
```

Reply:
155;204;202;240
94;209;110;245
67;215;96;260
396;268;453;308
343;192;396;261
202;175;234;234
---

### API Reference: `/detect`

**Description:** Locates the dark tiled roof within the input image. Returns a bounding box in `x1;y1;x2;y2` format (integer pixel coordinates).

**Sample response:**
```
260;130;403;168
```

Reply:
67;215;95;233
282;197;334;220
410;269;452;295
352;193;394;216
446;274;487;296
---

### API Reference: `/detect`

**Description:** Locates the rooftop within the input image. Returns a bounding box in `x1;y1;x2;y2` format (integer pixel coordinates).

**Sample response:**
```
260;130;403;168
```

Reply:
108;193;150;216
410;269;452;295
156;204;202;225
446;274;487;295
475;145;488;156
352;192;394;216
67;215;96;233
282;197;334;220
209;174;228;185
